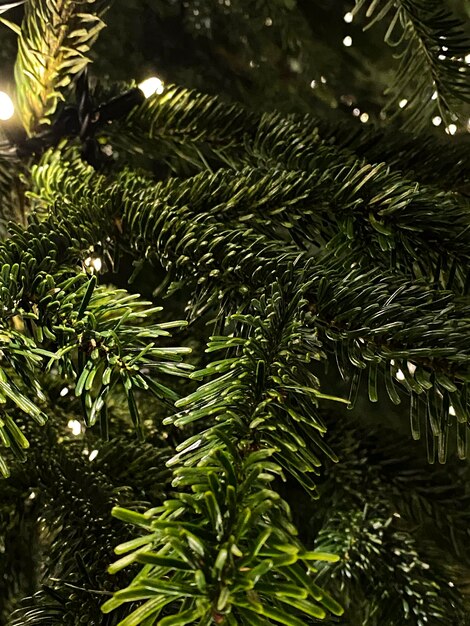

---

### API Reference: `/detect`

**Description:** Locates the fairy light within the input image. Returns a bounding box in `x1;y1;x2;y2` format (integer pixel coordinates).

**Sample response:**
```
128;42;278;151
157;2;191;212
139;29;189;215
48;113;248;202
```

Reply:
396;369;405;381
67;419;82;436
84;256;102;273
446;123;457;135
89;449;99;461
343;36;352;47
465;54;470;64
431;91;438;100
60;386;70;397
407;362;416;374
352;108;360;117
138;76;164;98
449;405;456;417
265;17;272;26
310;79;317;89
344;12;353;23
0;91;14;121
432;115;442;126
360;112;369;123
398;99;408;108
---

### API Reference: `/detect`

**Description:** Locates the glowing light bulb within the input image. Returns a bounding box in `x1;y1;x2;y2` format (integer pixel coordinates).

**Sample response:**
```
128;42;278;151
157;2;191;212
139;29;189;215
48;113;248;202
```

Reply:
344;12;353;23
60;386;70;397
449;405;456;416
310;79;317;89
138;76;164;98
352;108;360;117
343;36;352;47
432;116;442;126
89;449;99;461
465;53;470;64
67;419;82;436
92;257;102;272
398;99;408;108
360;112;369;123
0;91;14;121
396;369;405;381
446;123;457;135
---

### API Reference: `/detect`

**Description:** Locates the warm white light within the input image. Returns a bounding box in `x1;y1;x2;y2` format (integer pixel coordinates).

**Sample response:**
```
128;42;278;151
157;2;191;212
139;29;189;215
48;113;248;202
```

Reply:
320;75;327;84
407;362;416;374
352;108;360;117
0;91;14;121
60;386;70;397
344;12;353;23
67;419;82;436
398;99;408;108
432;116;442;126
396;369;405;381
89;449;99;461
310;79;317;89
343;36;352;47
465;54;470;64
265;17;272;26
449;405;456;416
446;123;457;135
92;257;102;272
431;91;438;100
138;76;164;98
360;112;369;123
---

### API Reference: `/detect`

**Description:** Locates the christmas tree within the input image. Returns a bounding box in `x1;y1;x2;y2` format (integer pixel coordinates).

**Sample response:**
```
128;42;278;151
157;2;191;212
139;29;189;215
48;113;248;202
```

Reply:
0;0;470;624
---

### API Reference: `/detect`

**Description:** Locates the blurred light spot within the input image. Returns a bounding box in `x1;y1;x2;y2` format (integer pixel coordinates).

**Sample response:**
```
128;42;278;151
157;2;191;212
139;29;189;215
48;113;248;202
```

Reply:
0;91;14;121
344;12;353;23
446;124;457;135
138;77;164;98
265;17;272;26
352;108;360;117
449;405;456;416
60;386;69;397
343;36;352;47
89;449;99;461
67;419;82;436
398;99;408;108
360;112;369;123
396;369;405;381
432;116;442;126
310;79;317;88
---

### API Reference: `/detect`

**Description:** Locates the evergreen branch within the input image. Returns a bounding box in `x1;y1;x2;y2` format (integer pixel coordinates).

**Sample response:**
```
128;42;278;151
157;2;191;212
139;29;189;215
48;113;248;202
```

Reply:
353;0;470;127
117;85;470;191
0;210;191;474
14;0;106;134
307;419;470;625
103;279;343;625
23;162;470;459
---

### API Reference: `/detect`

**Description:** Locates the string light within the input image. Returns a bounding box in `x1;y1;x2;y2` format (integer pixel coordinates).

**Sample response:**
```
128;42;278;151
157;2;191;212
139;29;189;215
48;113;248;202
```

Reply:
0;91;14;121
310;79;317;89
352;108;360;117
264;17;272;26
431;91;438;100
449;405;456;416
446;123;457;135
89;449;99;461
432;116;442;126
344;12;353;23
60;386;70;397
395;369;405;381
84;256;102;272
466;53;470;64
138;76;164;98
343;36;352;47
398;99;408;108
407;362;416;374
67;419;82;436
360;112;369;123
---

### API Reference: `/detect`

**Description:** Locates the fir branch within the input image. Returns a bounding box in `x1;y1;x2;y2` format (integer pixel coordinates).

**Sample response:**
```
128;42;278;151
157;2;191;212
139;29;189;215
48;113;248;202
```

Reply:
14;0;106;134
353;0;470;127
103;279;343;625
